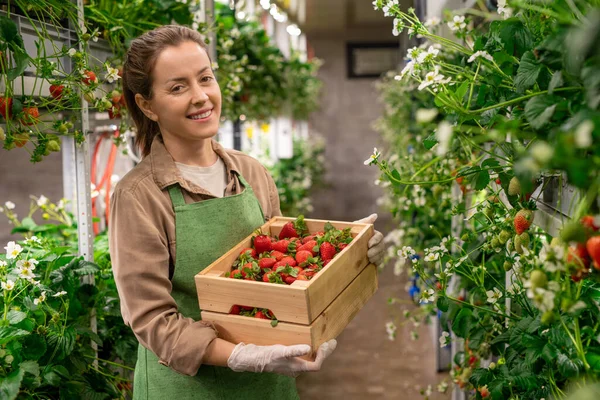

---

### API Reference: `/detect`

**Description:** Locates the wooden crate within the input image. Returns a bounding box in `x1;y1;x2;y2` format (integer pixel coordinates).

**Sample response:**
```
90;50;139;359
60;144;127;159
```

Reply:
195;216;374;325
201;263;378;350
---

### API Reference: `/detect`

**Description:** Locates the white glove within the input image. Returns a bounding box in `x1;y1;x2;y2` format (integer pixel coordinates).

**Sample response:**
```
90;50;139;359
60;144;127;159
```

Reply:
227;339;337;377
354;213;385;266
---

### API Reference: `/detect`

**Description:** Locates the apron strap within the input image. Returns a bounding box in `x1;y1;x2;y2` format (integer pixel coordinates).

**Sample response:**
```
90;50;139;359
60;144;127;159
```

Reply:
236;172;254;194
168;184;186;208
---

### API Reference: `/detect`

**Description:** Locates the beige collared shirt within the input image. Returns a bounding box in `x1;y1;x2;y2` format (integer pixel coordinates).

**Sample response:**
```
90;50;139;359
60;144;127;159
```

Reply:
108;136;281;376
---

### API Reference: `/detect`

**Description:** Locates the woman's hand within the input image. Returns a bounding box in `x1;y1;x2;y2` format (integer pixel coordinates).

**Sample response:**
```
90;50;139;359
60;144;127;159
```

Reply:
353;213;385;266
227;340;337;377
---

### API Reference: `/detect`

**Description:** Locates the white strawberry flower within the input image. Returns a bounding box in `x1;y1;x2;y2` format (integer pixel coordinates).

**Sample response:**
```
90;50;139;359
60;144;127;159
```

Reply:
53;291;68;297
1;280;15;291
385;321;397;341
18;267;35;280
34;291;47;305
425;16;441;27
105;65;120;83
68;48;78;57
36;195;49;207
16;258;38;271
497;0;513;18
392;18;404;36
406;46;421;61
25;236;41;245
418;66;448;91
420;289;436;303
415;108;438;123
434;121;454;156
5;242;23;259
468;50;494;63
364;148;381;165
417;46;440;64
448;15;466;31
575;120;594;148
486;287;502;304
4;201;15;210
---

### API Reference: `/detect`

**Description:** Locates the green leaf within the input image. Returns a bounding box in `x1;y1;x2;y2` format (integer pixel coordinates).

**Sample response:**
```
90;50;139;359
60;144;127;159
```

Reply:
7;311;26;325
586;350;600;372
452;307;473;338
22;333;46;360
74;260;99;276
391;169;402;182
489;378;506;400
454;82;470;101
474;169;490;191
524;95;559;130
515;52;541;93
0;17;29;81
548;71;564;94
0;326;30;345
20;217;37;231
0;368;24;400
437;296;449;312
469;367;492;387
20;360;40;377
46;326;76;361
423;133;437;150
542;343;558;363
498;19;533;57
557;353;579;377
43;371;60;386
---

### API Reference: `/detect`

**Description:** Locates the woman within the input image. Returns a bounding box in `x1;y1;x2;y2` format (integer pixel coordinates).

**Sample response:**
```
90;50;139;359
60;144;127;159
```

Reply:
109;25;385;399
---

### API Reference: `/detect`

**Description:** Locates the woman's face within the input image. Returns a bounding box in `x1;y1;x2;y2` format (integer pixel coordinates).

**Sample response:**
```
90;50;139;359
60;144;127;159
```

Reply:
141;41;222;144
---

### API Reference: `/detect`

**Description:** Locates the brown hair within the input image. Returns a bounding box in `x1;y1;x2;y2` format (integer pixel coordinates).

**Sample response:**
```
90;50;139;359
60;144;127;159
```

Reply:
122;25;210;157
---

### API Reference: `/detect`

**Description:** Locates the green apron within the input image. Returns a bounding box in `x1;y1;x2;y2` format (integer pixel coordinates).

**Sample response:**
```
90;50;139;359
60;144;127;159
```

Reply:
133;173;299;399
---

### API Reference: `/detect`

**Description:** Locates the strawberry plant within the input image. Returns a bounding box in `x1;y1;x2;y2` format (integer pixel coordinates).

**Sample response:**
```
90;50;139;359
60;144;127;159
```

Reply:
370;0;600;398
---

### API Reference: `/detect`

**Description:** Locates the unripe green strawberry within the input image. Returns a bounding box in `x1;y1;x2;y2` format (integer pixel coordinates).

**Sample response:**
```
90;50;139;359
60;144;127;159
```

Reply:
499;230;511;245
461;233;470;241
488;362;496;370
508;177;521;196
514;232;530;254
47;140;61;152
507;240;514;251
490;238;500;248
530;269;547;289
560;220;587;244
485;207;494;219
514;210;534;235
503;261;512;271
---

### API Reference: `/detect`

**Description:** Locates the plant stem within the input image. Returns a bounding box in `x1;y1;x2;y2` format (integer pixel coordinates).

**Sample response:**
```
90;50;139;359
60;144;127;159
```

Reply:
467;87;581;114
466;61;481;110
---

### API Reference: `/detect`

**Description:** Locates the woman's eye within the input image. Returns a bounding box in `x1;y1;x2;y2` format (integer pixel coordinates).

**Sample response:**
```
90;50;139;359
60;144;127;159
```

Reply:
171;86;183;92
201;76;213;83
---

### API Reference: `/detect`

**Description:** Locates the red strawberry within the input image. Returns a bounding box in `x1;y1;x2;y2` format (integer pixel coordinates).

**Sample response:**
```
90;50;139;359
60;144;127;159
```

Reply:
258;257;277;270
284;276;297;285
298;269;316;279
566;244;590;269
279;256;297;267
495;178;501;185
255;311;269;319
108;107;121;119
296;274;309;281
229;269;246;279
302;235;316;244
262;271;282;283
581;216;599;232
230;305;241;315
514;210;534;235
0;97;12;120
271;250;285;261
239;247;257;259
295;250;313;265
319;242;337;261
272;239;291;253
586;236;600;270
240;305;254;311
278;216;307;239
82;70;97;85
272;260;288;271
49;84;64;100
111;90;125;106
338;243;348;251
253;233;272;255
323;259;332;267
297;240;317;255
20;107;39;125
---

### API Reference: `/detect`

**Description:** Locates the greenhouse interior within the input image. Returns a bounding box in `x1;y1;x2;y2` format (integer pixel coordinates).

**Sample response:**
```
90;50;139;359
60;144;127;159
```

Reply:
1;0;600;399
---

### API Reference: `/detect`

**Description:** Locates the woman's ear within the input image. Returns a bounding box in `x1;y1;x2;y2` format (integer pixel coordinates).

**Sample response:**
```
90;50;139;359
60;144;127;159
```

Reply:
135;93;158;121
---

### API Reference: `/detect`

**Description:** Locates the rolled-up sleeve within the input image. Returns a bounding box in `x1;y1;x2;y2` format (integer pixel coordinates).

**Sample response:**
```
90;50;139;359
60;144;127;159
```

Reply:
108;188;218;376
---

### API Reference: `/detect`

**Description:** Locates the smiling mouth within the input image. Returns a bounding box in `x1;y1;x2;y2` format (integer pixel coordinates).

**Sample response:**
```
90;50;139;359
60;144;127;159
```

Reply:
188;109;212;120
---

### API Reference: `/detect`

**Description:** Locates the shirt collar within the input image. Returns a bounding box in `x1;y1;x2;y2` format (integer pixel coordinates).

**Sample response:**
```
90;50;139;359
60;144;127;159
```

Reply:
149;135;241;194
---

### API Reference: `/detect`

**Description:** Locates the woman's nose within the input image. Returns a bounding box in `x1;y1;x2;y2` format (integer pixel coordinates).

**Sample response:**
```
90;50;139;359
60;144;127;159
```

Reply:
191;82;209;104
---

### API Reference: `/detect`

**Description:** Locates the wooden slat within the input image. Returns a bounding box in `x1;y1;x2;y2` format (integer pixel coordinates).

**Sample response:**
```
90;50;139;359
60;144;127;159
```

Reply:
199;263;378;351
200;311;313;347
304;224;373;320
310;263;378;347
195;276;310;323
